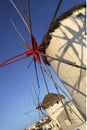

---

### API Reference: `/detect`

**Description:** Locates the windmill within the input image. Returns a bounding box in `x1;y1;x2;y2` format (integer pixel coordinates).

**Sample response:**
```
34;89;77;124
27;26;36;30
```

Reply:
0;1;86;130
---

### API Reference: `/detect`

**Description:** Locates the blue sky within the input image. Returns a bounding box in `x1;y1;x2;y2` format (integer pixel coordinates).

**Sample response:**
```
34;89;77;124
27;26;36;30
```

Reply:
0;0;85;130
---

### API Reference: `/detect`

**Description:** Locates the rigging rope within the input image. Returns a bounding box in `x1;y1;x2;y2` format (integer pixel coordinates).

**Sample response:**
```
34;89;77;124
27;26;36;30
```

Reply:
40;66;49;93
50;0;62;26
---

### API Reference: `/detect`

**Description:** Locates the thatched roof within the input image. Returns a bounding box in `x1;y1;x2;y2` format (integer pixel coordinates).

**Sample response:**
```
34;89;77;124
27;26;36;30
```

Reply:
41;3;86;54
42;93;65;109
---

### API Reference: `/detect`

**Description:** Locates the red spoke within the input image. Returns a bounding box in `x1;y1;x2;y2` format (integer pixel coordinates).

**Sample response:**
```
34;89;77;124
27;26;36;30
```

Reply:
36;105;43;110
0;55;28;67
0;51;27;67
0;35;47;68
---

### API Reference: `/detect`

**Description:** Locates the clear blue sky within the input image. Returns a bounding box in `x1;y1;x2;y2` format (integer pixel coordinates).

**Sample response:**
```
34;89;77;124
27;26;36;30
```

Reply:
0;0;85;130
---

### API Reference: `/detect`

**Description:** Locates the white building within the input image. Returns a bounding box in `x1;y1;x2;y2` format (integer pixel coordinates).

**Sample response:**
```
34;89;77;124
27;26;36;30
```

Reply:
25;116;54;130
42;93;85;130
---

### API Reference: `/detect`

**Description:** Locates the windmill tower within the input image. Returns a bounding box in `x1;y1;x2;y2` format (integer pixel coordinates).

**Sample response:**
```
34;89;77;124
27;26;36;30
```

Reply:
42;93;65;130
42;93;85;130
41;3;86;118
